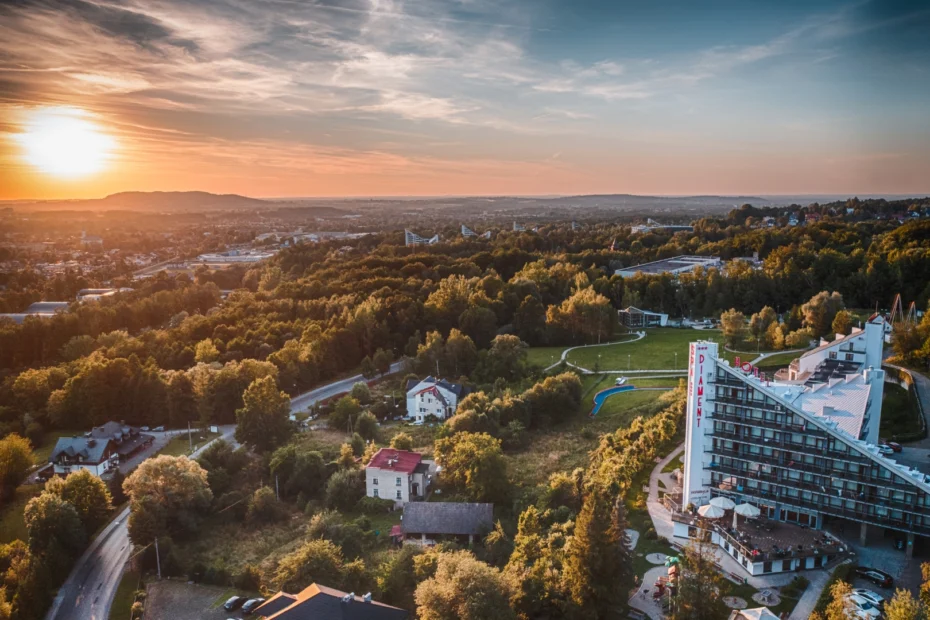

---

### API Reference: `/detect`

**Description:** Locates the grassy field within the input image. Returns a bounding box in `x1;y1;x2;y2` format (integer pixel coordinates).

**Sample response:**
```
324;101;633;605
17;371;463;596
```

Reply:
525;346;567;369
109;570;141;620
567;328;722;370
0;483;44;543
160;430;221;457
753;350;802;372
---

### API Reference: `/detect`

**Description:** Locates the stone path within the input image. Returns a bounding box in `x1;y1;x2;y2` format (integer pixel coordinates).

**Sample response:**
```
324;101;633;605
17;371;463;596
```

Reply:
787;562;841;620
629;566;670;620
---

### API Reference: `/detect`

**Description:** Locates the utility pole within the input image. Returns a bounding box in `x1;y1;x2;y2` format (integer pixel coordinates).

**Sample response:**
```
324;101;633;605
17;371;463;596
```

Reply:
154;537;162;579
275;475;280;501
188;421;193;454
436;358;440;377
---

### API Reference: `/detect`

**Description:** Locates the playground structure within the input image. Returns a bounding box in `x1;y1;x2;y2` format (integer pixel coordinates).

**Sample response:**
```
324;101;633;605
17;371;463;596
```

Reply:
590;384;635;415
890;293;918;327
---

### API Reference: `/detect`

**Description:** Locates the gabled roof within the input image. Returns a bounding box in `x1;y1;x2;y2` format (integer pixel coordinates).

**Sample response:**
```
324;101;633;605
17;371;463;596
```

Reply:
253;583;407;620
49;436;112;464
402;502;493;536
366;448;422;474
405;376;470;399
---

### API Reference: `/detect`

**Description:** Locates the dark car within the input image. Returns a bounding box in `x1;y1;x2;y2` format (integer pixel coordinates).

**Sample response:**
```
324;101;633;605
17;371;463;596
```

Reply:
242;598;266;615
223;596;247;611
855;567;894;588
887;442;903;452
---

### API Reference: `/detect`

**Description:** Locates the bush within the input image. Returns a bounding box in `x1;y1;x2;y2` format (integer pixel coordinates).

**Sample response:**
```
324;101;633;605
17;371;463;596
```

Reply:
235;564;262;591
644;527;657;540
325;469;365;511
390;432;414;451
355;411;379;440
781;575;810;598
356;496;395;515
130;602;144;620
350;382;372;404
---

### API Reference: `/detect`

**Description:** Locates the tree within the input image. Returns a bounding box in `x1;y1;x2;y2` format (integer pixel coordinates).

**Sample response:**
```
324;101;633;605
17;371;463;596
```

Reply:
355;411;379;441
377;545;423;611
373;348;392;376
801;291;845;337
246;486;284;524
434;432;510;503
167;372;198;428
415;550;515;620
108;468;127;505
194;338;220;363
48;469;112;533
884;588;923;620
563;489;633;615
748;306;777;344
480;335;528;382
325;468;365;511
350;382;372;404
513;295;547;346
786;327;814;348
445;329;479;376
390;432;414;451
235;376;293;452
23;492;86;559
360;356;377;380
269;445;329;499
668;538;729;620
274;539;348;592
832;310;854;336
329;396;361;432
123;455;212;544
459;306;498;350
809;580;856;620
720;308;747;347
0;434;32;503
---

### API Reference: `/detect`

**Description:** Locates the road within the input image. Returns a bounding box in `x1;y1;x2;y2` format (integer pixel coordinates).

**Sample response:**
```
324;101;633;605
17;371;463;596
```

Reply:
45;425;236;620
289;360;406;413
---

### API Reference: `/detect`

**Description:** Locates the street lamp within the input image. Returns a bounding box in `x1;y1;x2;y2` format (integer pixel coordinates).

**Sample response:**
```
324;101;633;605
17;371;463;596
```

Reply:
628;354;631;370
674;352;677;369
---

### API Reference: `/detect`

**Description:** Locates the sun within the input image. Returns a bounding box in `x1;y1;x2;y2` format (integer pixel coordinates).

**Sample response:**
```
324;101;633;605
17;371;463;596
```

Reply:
16;106;116;178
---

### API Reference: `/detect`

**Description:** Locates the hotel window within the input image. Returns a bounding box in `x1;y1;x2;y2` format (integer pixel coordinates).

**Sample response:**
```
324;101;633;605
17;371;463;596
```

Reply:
829;351;837;359
845;353;854;361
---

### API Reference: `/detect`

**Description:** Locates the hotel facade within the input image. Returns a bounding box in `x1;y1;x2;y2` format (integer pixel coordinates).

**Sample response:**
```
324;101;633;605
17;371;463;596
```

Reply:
680;315;930;568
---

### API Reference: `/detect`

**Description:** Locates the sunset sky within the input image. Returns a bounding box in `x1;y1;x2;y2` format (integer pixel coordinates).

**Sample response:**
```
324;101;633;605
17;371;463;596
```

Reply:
1;0;929;200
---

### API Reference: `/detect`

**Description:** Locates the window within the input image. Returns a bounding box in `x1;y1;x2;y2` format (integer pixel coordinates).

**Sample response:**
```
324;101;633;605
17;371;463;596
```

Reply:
396;489;402;500
373;478;378;485
396;477;402;486
373;488;379;498
845;353;854;361
829;351;837;360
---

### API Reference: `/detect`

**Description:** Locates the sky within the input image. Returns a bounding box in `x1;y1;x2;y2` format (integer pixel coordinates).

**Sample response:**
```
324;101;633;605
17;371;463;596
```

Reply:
1;0;929;200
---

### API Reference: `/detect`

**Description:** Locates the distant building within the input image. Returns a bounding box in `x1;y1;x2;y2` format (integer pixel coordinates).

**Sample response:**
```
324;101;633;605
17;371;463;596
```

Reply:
618;306;669;328
405;376;472;423
253;583;407;620
404;229;439;246
615;255;721;278
49;422;153;477
399;502;494;545
365;448;435;506
80;231;103;246
461;225;491;239
196;250;276;263
513;222;526;232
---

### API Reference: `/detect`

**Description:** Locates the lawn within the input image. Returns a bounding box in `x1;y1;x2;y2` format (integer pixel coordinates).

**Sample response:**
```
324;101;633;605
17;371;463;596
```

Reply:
0;483;44;543
525;346;567;369
159;430;220;457
753;350;802;372
567;328;723;371
109;570;142;620
882;382;921;438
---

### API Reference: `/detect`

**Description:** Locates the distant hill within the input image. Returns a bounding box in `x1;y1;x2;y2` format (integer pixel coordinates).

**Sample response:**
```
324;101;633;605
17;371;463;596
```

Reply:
18;191;269;212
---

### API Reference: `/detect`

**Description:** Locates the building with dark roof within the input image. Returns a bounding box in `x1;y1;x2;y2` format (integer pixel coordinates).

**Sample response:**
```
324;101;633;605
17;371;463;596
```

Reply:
404;376;472;424
401;502;494;545
49;422;153;477
253;583;407;620
365;448;435;507
618;306;669;328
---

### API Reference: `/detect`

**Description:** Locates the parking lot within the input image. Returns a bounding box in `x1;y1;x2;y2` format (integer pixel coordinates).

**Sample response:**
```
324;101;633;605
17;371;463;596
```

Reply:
146;581;249;620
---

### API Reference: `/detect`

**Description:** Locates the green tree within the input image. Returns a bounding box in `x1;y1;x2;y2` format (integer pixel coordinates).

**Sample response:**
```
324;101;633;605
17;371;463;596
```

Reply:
445;329;479;376
350;382;372;404
47;469;112;533
377;545;423;611
270;446;329;499
748;306;777;344
832;309;854;336
373;348;393;376
325;468;365;511
235;376;293;452
390;432;414;451
513;295;547;346
23;492;86;560
167;372;199;428
329;396;361;432
481;334;528;382
0;434;32;503
459;306;498;350
246;486;284;524
274;539;348;592
720;308;747;347
194;338;220;364
108;468;128;505
801;291;845;337
123;455;212;544
884;588;924;620
355;411;379;441
563;489;633;615
360;356;377;380
434;432;510;503
669;538;729;620
810;580;856;620
415;550;515;620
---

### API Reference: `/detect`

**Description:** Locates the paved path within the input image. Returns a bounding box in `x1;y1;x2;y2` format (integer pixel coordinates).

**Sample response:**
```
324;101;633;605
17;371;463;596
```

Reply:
629;565;669;619
46;425;236;620
543;331;647;371
787;561;842;620
289;361;406;413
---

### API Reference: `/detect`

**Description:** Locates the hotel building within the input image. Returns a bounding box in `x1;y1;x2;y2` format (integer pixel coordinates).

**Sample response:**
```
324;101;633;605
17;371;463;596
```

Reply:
679;314;930;570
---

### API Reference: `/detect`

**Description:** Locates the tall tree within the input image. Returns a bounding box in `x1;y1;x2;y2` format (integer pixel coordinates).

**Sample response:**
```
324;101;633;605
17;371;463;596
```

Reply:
884;588;923;620
801;291;845;337
167;372;198;428
123;455;212;544
46;469;112;533
434;432;510;503
719;308;747;347
415;551;515;620
668;538;729;620
235;375;293;452
0;434;32;503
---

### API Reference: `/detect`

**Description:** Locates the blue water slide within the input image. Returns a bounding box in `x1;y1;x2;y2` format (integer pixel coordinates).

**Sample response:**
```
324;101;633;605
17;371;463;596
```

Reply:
590;384;635;416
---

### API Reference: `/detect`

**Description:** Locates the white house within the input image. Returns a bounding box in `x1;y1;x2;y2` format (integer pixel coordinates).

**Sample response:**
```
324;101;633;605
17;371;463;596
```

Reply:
365;448;436;507
405;376;471;424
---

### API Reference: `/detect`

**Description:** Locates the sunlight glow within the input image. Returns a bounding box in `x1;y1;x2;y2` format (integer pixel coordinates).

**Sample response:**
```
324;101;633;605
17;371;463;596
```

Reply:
16;106;115;178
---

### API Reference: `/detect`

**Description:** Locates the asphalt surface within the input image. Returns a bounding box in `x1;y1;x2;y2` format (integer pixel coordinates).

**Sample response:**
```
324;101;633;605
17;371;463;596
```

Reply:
288;360;406;413
48;363;406;620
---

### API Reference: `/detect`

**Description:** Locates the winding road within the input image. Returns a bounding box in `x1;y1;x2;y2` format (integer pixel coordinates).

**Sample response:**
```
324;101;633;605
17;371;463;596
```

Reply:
47;363;406;620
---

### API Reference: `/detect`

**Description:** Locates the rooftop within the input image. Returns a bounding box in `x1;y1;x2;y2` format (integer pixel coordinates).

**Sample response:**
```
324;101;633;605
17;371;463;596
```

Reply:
402;502;493;536
253;583;408;620
367;448;422;474
616;254;719;275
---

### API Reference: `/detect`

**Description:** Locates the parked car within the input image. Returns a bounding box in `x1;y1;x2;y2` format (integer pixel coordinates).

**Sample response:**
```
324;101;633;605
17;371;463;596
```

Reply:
140;426;150;431
846;594;881;619
887;441;903;452
223;596;247;611
242;598;266;615
152;425;165;432
851;589;885;609
615;377;627;386
855;567;894;588
878;445;894;456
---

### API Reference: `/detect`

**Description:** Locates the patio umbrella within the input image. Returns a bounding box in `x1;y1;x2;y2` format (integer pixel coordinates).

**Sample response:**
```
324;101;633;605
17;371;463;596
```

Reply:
710;496;736;510
733;503;761;528
697;504;726;519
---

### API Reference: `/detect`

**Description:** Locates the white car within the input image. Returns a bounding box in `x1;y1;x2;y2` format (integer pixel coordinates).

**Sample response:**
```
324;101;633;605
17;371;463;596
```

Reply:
851;589;885;608
615;377;627;386
846;594;881;619
878;445;894;456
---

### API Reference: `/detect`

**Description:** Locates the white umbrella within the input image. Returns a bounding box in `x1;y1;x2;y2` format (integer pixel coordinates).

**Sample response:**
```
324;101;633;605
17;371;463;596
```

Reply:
697;504;726;519
733;503;761;528
710;496;736;510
